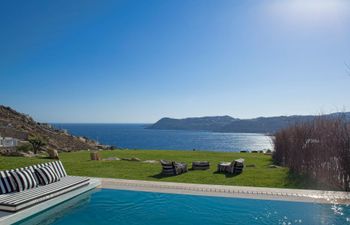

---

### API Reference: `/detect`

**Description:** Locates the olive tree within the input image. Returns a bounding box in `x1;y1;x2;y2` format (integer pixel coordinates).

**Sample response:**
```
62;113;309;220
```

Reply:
28;135;46;154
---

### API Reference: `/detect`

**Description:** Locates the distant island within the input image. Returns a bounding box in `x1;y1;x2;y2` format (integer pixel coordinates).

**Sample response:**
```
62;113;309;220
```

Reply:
148;113;350;134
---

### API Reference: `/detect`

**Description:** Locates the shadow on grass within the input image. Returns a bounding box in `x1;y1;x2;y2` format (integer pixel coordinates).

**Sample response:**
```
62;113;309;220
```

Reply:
213;171;241;178
284;171;339;191
37;156;55;160
267;157;319;189
266;158;339;191
38;155;94;162
149;172;187;179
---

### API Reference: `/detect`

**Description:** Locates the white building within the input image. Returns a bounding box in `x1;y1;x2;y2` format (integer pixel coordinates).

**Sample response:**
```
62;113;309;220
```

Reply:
0;137;19;147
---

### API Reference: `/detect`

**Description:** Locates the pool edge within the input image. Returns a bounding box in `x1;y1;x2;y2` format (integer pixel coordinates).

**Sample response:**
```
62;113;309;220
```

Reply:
99;178;350;204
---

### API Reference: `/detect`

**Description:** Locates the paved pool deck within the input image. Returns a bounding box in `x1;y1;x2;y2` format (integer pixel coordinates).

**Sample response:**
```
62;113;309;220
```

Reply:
100;178;350;204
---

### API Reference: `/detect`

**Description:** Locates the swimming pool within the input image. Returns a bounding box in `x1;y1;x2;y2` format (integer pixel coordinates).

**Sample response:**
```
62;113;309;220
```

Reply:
15;189;350;225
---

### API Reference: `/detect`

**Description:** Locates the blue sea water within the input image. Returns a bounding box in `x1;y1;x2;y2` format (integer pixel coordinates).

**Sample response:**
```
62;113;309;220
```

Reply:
15;189;350;225
53;124;273;152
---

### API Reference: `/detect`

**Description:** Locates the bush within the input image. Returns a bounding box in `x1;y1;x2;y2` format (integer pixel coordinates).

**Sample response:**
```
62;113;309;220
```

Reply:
16;143;34;152
273;115;350;191
28;135;46;154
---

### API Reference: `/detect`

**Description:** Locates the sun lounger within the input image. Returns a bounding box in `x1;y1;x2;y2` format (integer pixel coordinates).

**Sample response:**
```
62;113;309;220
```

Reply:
160;160;188;176
217;158;245;174
0;161;90;212
0;176;89;212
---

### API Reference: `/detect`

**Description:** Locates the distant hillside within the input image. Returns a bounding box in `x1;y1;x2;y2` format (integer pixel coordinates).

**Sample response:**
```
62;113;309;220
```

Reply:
0;106;110;151
148;116;237;131
217;116;316;133
149;113;350;134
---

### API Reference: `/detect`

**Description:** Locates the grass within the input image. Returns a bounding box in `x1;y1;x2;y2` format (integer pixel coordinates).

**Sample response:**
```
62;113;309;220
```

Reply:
0;149;305;189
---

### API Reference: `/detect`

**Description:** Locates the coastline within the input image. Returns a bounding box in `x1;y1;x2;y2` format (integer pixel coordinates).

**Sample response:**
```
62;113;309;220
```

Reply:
52;123;273;152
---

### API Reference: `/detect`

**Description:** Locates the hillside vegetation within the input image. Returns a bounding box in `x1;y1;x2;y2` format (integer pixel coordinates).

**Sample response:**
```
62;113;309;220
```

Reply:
0;106;109;151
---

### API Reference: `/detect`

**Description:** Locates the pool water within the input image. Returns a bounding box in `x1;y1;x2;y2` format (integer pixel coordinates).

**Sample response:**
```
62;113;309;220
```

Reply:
15;189;350;225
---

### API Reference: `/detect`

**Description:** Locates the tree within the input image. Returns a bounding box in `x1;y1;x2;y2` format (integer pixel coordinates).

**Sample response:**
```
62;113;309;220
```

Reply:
28;135;46;154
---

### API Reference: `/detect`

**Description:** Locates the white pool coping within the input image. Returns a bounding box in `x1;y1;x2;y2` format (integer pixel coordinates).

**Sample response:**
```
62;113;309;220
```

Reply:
0;178;101;225
100;178;350;204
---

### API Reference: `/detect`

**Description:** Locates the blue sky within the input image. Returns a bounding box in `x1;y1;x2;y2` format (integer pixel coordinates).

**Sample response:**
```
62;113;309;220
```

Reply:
1;0;350;123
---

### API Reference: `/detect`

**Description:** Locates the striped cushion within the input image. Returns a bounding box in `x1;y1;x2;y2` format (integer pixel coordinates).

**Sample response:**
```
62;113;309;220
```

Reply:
0;160;67;195
48;161;67;178
0;170;17;194
10;169;38;192
34;166;60;185
29;161;67;178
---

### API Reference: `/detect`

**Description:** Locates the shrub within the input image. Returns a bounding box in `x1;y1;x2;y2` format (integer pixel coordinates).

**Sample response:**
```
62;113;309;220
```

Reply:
16;143;34;152
28;135;46;154
273;115;350;191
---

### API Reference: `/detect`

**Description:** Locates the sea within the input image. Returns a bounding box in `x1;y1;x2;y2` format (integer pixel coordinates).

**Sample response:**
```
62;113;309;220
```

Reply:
53;124;273;152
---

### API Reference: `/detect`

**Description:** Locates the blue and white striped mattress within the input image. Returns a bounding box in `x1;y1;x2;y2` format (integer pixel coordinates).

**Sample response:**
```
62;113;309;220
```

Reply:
0;176;89;212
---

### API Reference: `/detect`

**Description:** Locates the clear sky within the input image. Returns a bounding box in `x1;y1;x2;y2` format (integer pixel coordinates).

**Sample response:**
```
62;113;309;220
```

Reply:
1;0;350;123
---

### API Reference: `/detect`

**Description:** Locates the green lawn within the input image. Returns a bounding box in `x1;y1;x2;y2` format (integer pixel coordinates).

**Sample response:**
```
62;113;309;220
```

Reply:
0;150;303;189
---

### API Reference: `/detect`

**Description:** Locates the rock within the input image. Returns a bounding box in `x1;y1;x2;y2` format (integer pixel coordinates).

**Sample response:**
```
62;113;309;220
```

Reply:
102;157;120;161
131;157;141;161
1;151;35;157
269;165;281;168
8;151;25;156
0;147;15;155
47;149;59;159
121;157;141;162
143;160;158;164
22;152;35;157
